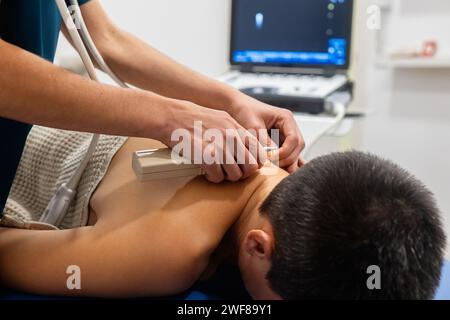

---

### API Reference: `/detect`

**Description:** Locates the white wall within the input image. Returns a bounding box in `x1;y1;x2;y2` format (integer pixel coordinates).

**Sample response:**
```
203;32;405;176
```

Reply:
351;0;450;111
58;0;232;76
386;0;450;56
103;0;232;77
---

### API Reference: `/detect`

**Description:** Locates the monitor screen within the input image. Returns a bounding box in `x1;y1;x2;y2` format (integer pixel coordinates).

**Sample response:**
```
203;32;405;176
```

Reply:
230;0;353;69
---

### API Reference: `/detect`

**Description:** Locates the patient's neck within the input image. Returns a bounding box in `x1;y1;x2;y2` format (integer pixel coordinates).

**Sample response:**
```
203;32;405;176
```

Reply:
231;168;289;260
200;167;288;278
203;181;273;274
234;188;271;246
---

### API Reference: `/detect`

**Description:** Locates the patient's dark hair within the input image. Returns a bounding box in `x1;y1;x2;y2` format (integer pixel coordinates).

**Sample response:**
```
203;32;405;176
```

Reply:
260;151;446;300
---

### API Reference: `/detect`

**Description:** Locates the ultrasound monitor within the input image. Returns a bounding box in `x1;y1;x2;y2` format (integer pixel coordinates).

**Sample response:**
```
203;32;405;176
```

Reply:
230;0;353;69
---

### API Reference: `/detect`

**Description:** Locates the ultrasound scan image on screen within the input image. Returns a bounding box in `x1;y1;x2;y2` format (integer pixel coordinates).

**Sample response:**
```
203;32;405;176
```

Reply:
231;0;353;68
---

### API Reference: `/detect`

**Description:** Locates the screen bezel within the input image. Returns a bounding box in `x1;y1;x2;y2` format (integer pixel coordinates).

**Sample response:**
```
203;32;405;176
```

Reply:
229;0;354;70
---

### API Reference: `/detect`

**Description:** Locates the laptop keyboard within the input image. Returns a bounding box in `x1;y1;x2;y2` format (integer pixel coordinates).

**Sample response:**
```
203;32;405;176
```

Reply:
226;72;348;99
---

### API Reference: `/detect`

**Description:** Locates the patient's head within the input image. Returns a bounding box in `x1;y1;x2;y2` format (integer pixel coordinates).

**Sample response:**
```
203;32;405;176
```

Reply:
238;151;446;300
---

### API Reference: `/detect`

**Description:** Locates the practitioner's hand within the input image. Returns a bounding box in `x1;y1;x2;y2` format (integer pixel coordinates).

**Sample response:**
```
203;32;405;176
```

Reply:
229;95;306;173
161;100;267;183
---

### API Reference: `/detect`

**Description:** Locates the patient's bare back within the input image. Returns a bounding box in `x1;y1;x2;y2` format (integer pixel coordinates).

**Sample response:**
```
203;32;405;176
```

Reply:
0;137;285;297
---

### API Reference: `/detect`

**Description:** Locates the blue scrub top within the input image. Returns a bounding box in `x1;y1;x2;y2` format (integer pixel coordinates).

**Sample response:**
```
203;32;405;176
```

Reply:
0;0;91;215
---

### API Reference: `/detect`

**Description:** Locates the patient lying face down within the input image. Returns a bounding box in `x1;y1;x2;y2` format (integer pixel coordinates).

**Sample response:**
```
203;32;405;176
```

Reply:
0;137;446;300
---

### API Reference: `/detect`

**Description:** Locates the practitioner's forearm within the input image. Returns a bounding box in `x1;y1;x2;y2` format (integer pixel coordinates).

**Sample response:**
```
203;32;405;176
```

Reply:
98;29;241;113
0;39;170;140
77;0;243;115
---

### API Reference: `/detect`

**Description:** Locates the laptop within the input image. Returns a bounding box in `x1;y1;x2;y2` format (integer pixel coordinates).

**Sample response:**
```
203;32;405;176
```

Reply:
221;0;354;114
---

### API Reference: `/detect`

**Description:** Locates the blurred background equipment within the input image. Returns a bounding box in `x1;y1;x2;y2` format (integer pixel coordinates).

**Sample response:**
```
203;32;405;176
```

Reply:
222;0;354;114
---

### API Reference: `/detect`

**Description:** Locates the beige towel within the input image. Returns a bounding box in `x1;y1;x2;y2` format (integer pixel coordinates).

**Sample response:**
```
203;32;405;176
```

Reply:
1;126;127;230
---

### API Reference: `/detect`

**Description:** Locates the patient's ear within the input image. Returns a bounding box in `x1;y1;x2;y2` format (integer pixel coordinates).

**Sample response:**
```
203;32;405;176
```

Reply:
243;229;274;261
240;226;281;300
